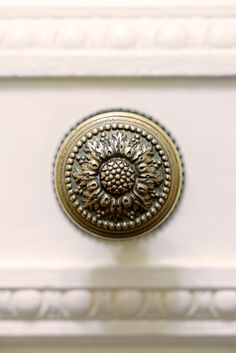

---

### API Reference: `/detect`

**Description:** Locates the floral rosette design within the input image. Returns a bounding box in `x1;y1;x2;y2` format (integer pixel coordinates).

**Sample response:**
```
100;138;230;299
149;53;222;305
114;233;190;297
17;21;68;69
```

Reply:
72;131;164;222
54;111;183;239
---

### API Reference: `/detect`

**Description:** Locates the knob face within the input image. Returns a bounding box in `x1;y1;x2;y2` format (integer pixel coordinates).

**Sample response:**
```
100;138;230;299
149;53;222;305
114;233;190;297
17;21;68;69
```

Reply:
54;111;183;240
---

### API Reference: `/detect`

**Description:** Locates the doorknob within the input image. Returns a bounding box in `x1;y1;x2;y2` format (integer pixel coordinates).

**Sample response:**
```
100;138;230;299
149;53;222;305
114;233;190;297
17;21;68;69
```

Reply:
54;110;183;240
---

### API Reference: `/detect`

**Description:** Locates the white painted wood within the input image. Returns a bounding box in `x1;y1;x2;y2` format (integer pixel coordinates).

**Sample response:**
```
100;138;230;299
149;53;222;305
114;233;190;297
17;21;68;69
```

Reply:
0;0;236;348
1;77;236;342
0;78;235;269
1;267;236;340
0;1;236;76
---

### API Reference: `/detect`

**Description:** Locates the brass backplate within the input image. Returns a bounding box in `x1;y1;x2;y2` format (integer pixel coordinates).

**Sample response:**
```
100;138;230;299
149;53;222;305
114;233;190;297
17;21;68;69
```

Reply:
54;110;183;240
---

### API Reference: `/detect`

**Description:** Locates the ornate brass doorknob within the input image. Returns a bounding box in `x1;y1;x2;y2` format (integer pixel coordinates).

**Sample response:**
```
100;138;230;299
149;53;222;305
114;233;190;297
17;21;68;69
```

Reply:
54;110;183;240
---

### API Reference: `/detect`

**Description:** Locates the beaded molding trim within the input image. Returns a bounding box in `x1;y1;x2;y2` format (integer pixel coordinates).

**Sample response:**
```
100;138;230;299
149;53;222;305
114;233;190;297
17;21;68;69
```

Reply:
1;288;236;321
0;2;236;76
1;267;236;339
1;18;236;52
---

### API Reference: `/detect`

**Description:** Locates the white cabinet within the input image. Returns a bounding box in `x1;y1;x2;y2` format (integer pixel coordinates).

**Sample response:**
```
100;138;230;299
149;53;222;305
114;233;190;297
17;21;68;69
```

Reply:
0;1;236;352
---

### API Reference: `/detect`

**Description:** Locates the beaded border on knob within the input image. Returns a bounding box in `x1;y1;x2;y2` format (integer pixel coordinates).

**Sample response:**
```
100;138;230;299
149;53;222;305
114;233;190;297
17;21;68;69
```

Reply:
54;109;183;239
64;122;172;232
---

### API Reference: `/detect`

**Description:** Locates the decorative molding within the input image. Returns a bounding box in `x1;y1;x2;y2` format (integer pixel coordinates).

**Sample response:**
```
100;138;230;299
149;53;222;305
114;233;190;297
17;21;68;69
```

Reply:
1;267;236;339
1;0;236;342
0;2;236;76
1;288;236;321
1;18;236;51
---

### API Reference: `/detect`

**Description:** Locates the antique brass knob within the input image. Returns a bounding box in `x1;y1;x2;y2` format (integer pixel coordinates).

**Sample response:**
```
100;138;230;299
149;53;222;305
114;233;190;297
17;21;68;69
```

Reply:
54;110;183;240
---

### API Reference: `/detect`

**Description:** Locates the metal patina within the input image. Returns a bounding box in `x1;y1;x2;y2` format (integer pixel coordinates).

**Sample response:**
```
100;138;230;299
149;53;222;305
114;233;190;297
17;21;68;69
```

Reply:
54;111;183;239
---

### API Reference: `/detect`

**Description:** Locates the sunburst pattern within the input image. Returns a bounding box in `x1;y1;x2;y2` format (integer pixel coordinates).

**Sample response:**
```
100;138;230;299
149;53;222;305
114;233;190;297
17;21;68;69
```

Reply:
72;131;163;221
